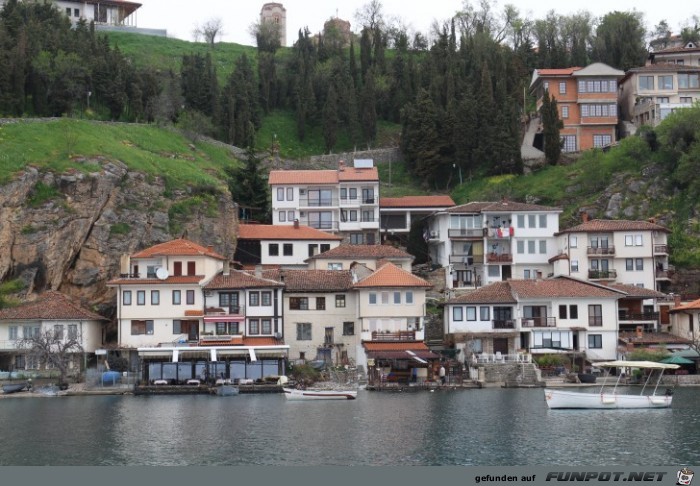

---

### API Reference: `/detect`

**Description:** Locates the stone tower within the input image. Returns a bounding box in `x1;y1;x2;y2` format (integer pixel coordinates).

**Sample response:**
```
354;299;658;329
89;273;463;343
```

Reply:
260;2;287;47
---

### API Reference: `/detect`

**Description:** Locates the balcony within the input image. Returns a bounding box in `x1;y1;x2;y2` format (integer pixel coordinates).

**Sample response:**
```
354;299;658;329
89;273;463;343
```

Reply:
493;319;516;329
654;245;669;255
299;197;339;208
449;254;476;265
588;316;603;327
448;228;484;239
368;330;421;341
521;317;557;328
587;246;615;255
302;220;339;231
656;268;674;280
205;305;245;316
588;269;617;280
360;197;376;205
619;312;659;323
487;253;512;263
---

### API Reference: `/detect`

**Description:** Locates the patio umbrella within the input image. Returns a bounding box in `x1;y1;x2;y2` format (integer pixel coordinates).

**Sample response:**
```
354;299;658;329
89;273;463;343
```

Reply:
660;355;694;365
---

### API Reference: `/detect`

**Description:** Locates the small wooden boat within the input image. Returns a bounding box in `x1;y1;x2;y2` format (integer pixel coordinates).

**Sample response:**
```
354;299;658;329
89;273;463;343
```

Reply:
214;384;240;396
2;382;28;394
283;387;357;400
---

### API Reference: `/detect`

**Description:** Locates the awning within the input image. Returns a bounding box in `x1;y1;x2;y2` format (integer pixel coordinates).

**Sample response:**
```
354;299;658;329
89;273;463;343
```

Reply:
366;350;439;361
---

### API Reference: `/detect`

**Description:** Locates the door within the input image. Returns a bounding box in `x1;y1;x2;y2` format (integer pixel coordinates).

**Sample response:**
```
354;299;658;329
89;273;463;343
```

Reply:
182;320;199;341
493;338;509;355
501;265;512;280
659;305;670;325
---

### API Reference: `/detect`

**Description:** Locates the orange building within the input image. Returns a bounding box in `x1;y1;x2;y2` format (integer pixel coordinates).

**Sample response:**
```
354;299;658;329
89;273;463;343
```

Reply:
529;63;624;152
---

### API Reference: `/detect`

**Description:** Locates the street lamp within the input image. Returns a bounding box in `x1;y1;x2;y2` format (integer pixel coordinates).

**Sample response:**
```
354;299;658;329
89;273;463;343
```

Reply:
87;91;92;109
453;163;463;185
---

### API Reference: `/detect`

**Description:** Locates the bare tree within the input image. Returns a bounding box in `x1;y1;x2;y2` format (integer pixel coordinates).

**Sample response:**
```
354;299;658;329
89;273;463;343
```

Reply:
19;328;83;386
248;20;281;52
354;0;385;31
194;17;224;46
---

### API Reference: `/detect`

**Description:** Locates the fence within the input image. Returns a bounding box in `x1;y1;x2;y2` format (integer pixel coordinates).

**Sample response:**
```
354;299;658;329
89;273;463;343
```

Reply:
84;368;138;390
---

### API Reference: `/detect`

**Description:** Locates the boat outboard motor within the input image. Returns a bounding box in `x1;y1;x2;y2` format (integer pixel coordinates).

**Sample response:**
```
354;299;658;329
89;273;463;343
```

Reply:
665;388;674;396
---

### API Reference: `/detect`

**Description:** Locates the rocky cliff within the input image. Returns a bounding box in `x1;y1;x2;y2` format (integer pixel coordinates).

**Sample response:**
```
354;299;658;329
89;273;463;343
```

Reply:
0;158;238;315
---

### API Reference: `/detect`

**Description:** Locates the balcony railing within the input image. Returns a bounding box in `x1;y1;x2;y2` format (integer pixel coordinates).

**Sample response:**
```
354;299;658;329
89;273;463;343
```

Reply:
487;253;512;263
371;331;417;341
587;246;615;255
361;197;376;205
301;220;339;231
299;197;339;208
588;316;603;327
654;244;669;254
656;269;673;279
448;228;484;238
521;317;557;328
619;312;659;322
449;254;476;265
205;305;245;316
493;319;516;329
588;269;617;280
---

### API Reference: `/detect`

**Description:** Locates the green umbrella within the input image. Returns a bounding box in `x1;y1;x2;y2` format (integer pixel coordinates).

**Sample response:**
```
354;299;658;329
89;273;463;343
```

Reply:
660;355;694;365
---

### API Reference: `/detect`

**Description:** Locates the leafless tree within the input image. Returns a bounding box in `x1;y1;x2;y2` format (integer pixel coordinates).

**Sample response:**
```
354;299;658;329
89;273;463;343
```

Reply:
19;328;83;385
249;20;281;52
194;17;224;46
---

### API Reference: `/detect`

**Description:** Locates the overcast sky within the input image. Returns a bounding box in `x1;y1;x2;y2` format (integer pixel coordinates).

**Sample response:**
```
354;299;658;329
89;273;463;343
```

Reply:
134;0;698;47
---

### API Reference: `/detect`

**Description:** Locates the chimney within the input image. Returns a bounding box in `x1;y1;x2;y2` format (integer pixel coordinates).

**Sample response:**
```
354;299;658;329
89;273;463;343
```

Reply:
636;326;643;338
338;159;346;171
648;217;656;224
223;260;230;276
293;218;299;229
673;294;681;307
207;245;214;252
581;212;589;223
255;264;262;278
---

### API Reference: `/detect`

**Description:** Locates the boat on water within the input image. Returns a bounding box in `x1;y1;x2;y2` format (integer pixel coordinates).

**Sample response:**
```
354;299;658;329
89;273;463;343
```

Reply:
544;360;680;409
213;384;240;396
283;387;357;400
2;382;28;394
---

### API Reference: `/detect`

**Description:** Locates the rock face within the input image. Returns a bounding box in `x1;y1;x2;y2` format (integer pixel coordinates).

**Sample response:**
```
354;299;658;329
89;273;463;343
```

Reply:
0;160;238;314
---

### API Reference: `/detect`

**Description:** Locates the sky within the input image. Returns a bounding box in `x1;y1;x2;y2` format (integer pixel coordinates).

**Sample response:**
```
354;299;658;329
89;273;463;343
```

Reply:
134;0;698;47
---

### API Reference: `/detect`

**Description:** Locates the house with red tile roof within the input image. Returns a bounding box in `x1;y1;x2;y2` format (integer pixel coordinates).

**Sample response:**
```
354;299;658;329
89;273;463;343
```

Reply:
444;276;626;364
529;62;624;152
269;160;380;245
669;297;700;346
0;291;106;374
379;195;455;244
235;223;341;268
426;200;562;290
305;243;414;271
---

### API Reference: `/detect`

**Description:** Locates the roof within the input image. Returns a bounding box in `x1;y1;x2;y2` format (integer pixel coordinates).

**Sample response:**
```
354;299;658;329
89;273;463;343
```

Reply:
306;244;413;261
353;262;431;288
0;291;106;321
238;224;342;241
670;298;700;313
557;219;670;234
380;195;455;208
204;269;283;290
107;275;203;286
618;332;691;346
595;360;680;370
445;200;561;214
606;283;668;299
363;341;432;351
530;67;582;90
572;62;625;78
268;167;378;185
446;282;517;305
263;269;354;292
131;238;226;260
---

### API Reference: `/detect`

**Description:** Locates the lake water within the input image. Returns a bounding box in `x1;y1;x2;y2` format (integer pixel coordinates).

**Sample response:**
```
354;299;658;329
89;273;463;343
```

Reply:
1;387;700;466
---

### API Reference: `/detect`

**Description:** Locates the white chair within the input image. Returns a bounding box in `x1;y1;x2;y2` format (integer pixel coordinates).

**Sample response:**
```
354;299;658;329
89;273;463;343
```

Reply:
495;352;504;363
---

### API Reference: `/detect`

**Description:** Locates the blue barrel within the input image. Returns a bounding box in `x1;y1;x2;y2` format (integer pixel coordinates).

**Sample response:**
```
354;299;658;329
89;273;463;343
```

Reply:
101;371;121;386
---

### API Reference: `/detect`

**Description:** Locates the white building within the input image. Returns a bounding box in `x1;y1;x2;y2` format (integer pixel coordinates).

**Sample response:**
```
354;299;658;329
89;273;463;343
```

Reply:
379;195;455;243
269;160;380;244
426;200;562;290
305;244;414;271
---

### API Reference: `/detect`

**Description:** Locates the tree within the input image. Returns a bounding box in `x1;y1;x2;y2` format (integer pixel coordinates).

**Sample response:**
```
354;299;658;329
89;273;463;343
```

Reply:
194;17;224;46
322;84;339;152
226;147;270;223
406;219;430;265
541;90;563;165
19;328;83;386
592;11;646;71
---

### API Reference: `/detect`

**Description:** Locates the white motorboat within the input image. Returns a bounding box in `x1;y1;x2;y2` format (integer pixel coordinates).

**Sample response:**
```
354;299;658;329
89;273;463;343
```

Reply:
283;387;357;400
544;360;680;409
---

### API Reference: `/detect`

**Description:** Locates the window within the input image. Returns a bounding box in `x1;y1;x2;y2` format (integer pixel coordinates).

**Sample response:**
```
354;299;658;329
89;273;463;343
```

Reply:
639;76;654;90
173;261;182;276
340;188;347;200
405;291;413;304
588;334;602;349
561;135;577;153
261;319;272;334
172;290;181;305
55;324;66;339
393;292;401;304
369;293;377;305
635;258;644;271
137;290;145;306
269;244;279;256
453;307;463;321
350;233;364;245
349;188;357;200
290;297;309;310
23;326;38;339
74;8;79;16
517;215;525;228
539;240;547;254
286;187;293;201
659;75;673;89
320;244;330;253
9;326;18;340
635;235;643;246
316;297;326;310
679;73;700;89
381;292;389;305
308;244;318;257
570;236;578;248
517;241;525;254
187;262;195;276
261;291;272;306
362;188;375;204
681;97;693;104
657;96;670;104
123;290;132;305
625;235;634;246
335;294;346;307
151;290;160;305
539;215;547;228
488;266;500;277
593;135;612;148
249;292;260;306
361;210;374;222
524;269;531;279
559;305;568;319
466;306;477;321
561;106;569;118
349;210;358;221
249;319;259;335
480;306;490;321
328;263;342;270
296;322;312;340
131;320;154;335
626;258;634;271
283;244;293;256
528;215;536;228
569;305;578;319
186;290;195;305
343;322;355;335
588;305;603;326
65;7;71;15
279;211;286;222
276;188;284;201
528;240;536;254
559;82;566;94
571;260;579;272
68;324;78;340
308;189;333;206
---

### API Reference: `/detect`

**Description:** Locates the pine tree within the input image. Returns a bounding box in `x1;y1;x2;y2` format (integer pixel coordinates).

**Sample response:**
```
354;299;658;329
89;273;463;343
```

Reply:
541;90;563;165
322;84;339;153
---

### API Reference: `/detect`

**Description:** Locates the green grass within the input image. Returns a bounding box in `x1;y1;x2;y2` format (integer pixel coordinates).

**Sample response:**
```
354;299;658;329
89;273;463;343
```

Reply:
0;119;241;189
109;222;131;236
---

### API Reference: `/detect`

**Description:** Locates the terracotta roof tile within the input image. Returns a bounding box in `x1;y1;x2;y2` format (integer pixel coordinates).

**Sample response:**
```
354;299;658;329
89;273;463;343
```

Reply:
380;195;455;208
353;262;431;288
627;64;700;73
307;244;413;260
242;336;282;346
338;166;379;181
238;224;342;241
131;238;226;260
262;269;354;292
108;276;203;285
268;167;378;185
445;200;561;213
670;298;700;312
363;341;431;351
605;283;668;298
204;269;283;290
534;67;583;76
618;331;690;345
446;282;516;304
557;219;670;234
0;291;106;321
185;310;204;316
509;277;624;299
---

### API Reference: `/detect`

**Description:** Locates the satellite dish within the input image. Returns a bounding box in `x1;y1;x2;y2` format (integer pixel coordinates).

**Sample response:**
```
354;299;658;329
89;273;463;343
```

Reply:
155;267;169;280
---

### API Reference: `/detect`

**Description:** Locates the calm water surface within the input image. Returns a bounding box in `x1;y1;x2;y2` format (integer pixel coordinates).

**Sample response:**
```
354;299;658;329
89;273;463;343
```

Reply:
1;387;699;466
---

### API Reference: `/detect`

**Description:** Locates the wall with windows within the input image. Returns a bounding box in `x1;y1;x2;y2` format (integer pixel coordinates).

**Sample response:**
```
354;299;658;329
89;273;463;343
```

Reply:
358;288;426;323
307;257;413;271
0;319;103;353
444;303;509;334
261;240;339;267
130;255;221;281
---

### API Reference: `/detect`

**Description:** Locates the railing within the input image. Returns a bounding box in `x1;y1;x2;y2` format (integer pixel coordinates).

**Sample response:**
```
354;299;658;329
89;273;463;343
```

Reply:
487;253;512;263
619;312;659;322
205;305;245;316
119;273;141;279
587;246;615;255
656;269;673;279
299;197;339;208
493;319;516;329
371;331;416;341
588;316;603;327
448;228;484;238
474;353;532;364
301;220;339;231
361;197;376;205
588;269;617;280
654;244;669;254
521;317;557;328
449;254;476;265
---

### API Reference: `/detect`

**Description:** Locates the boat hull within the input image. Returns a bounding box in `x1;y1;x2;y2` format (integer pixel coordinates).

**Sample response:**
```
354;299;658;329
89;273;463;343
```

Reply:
544;388;673;409
214;385;240;396
283;388;357;400
2;382;28;394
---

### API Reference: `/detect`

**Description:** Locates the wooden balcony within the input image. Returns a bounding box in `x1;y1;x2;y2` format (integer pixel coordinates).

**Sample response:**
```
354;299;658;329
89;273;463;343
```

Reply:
587;246;615;255
521;317;557;328
492;319;516;329
619;312;659;322
487;253;512;263
370;331;417;341
654;244;669;254
588;269;617;280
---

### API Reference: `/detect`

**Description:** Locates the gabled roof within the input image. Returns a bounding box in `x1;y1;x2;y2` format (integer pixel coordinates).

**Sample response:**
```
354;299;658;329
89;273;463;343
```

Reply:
363;341;431;351
268;167;378;185
605;283;668;299
204;269;283;290
380;195;455;208
618;331;690;346
263;269;353;292
107;275;204;286
353;262;431;288
238;224;342;241
445;200;561;214
306;244;413;261
572;62;624;78
0;291;106;321
557;219;670;234
670;298;700;313
446;281;517;305
131;238;226;260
